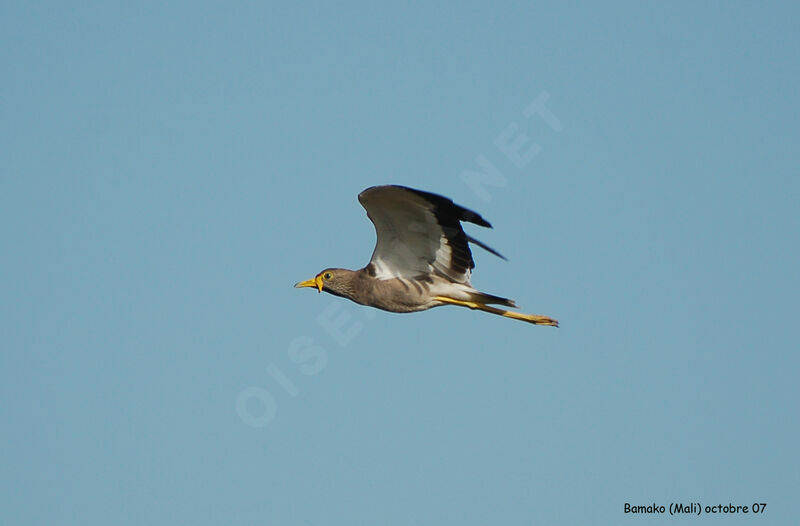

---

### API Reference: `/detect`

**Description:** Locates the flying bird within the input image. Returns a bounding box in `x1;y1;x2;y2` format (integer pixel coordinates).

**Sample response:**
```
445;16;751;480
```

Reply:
295;185;558;327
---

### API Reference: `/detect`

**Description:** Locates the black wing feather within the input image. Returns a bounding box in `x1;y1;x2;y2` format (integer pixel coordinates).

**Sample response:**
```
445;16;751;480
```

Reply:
395;186;505;272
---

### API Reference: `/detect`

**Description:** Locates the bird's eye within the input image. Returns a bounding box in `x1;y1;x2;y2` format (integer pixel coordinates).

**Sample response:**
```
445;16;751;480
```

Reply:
323;272;332;280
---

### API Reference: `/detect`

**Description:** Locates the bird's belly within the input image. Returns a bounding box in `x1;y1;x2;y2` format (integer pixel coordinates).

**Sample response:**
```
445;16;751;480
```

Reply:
365;294;434;313
362;278;440;313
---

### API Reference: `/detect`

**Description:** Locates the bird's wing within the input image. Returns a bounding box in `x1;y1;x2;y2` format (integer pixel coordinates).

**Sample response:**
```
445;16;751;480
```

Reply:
357;185;505;283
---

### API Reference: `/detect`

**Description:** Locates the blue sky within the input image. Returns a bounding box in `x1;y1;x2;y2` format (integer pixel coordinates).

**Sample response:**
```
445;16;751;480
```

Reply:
2;1;798;524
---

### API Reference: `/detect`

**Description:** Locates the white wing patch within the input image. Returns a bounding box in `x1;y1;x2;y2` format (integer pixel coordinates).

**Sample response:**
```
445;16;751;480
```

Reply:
359;186;477;284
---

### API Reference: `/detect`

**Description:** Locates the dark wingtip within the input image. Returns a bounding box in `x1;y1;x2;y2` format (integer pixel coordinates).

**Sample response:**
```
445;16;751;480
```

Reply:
460;210;492;228
394;185;494;228
466;234;507;260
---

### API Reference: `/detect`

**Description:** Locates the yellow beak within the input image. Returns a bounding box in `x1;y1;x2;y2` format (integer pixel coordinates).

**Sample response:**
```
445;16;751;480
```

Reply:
294;275;323;293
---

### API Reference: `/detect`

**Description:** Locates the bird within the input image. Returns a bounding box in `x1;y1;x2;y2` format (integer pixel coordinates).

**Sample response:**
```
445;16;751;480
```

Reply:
294;185;558;327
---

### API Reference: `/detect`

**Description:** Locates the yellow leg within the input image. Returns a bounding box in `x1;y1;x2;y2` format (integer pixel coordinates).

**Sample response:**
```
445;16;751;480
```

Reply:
433;296;559;327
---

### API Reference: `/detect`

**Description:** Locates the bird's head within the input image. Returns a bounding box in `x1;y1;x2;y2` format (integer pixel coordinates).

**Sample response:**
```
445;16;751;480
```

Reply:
294;268;348;295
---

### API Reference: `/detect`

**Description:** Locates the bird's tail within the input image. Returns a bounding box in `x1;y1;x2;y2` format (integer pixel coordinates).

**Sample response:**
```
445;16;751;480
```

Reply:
469;290;518;308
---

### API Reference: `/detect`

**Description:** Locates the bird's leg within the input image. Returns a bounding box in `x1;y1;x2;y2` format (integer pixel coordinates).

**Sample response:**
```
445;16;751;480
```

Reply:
433;296;559;327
